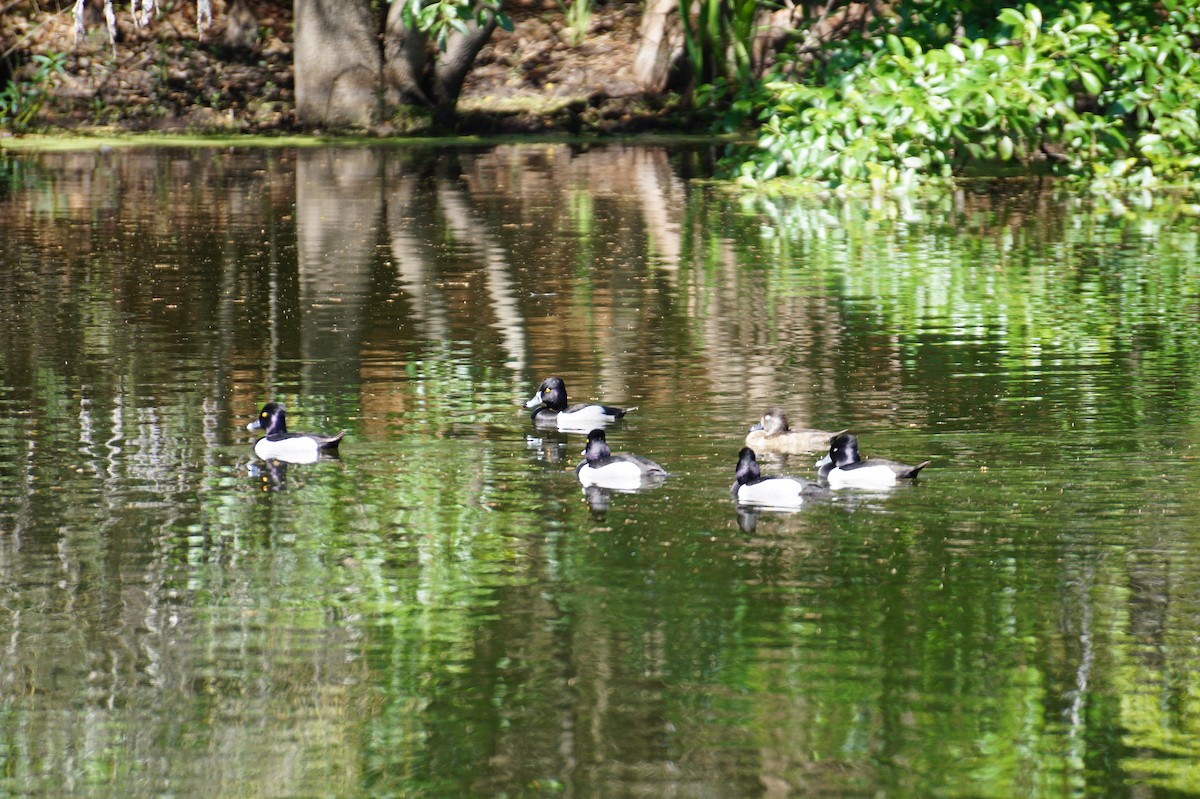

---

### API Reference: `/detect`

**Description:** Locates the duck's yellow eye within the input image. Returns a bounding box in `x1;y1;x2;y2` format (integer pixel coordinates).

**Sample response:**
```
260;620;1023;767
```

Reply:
262;412;268;418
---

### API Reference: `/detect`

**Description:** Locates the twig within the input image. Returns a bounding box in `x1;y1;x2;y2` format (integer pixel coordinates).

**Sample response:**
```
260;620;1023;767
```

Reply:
0;0;30;17
1;6;71;61
794;0;837;55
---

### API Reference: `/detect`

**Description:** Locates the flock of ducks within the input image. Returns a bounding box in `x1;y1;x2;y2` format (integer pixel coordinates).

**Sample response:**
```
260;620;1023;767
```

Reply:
247;376;930;509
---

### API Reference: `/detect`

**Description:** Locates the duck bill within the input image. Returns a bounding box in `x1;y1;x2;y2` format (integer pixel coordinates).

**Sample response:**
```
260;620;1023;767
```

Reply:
748;422;764;432
246;420;263;431
524;391;543;409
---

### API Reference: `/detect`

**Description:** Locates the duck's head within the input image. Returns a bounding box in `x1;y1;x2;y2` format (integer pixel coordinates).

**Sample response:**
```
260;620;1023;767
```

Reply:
526;376;568;411
827;432;862;467
582;428;612;464
758;408;791;436
247;402;287;436
734;446;762;487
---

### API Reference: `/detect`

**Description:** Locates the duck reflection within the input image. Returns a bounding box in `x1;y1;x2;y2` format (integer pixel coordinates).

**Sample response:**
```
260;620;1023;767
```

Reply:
583;484;613;514
580;481;668;515
248;458;288;491
735;505;761;534
526;432;569;464
247;451;343;492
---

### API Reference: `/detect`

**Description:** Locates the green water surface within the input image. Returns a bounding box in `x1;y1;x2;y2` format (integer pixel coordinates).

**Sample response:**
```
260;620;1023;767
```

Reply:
1;144;1199;797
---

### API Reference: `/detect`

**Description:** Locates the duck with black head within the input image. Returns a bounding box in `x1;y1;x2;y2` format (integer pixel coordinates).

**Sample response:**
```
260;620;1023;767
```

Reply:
525;376;635;432
818;432;929;489
247;402;346;464
575;428;667;490
731;446;828;509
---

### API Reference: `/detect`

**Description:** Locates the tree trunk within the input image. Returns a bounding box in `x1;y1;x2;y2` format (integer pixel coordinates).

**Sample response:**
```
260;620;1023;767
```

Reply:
633;0;684;94
383;0;433;106
294;0;381;127
431;13;499;124
224;0;259;52
382;4;498;128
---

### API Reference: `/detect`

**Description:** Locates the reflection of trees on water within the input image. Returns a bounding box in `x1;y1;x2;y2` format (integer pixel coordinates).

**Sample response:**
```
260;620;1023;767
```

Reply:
285;141;842;424
434;178;526;373
295;149;381;390
385;165;449;344
5;146;1200;796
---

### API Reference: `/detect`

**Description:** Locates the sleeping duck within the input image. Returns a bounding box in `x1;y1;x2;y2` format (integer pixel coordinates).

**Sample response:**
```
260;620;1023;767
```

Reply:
745;407;842;454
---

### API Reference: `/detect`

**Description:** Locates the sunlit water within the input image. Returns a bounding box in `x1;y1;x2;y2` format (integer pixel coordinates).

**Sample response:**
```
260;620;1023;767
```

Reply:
2;144;1200;797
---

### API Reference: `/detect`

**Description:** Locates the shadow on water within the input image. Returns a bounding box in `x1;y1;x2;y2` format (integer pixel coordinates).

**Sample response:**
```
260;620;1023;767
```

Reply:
2;143;1200;797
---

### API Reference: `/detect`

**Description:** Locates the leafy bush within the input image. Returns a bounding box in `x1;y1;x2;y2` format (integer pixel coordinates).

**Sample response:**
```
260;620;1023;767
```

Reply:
0;52;68;133
396;0;513;53
729;2;1200;192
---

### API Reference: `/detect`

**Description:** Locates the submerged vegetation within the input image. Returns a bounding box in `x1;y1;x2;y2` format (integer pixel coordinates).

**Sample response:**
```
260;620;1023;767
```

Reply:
721;1;1200;193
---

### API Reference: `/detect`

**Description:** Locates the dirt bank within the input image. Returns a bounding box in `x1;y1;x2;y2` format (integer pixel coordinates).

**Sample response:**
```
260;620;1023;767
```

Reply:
2;0;692;135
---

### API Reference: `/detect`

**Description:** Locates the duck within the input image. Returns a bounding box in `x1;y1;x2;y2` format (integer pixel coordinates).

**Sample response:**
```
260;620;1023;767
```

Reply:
575;428;667;489
731;447;827;508
525;376;635;432
745;407;843;454
246;402;346;464
818;432;929;489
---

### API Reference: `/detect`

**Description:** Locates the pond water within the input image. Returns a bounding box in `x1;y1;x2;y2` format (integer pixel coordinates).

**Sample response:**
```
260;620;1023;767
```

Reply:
1;142;1200;798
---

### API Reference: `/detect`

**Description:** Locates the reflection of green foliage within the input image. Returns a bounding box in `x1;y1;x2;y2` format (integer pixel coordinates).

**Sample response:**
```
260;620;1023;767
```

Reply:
9;148;1200;797
0;154;18;195
737;191;1200;410
568;189;596;306
567;188;592;238
1110;569;1200;794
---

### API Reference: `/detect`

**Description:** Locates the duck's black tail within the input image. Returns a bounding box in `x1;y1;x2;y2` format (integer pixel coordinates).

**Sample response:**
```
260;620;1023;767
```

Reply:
316;430;347;450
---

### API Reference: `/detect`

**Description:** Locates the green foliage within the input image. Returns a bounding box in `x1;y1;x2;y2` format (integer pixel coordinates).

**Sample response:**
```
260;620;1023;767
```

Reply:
679;0;760;91
0;52;68;133
395;0;514;52
729;2;1200;193
558;0;593;47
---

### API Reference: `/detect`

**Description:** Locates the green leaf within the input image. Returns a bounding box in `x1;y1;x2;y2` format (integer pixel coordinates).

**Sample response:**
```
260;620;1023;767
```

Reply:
1079;70;1102;95
998;8;1026;28
998;136;1014;161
